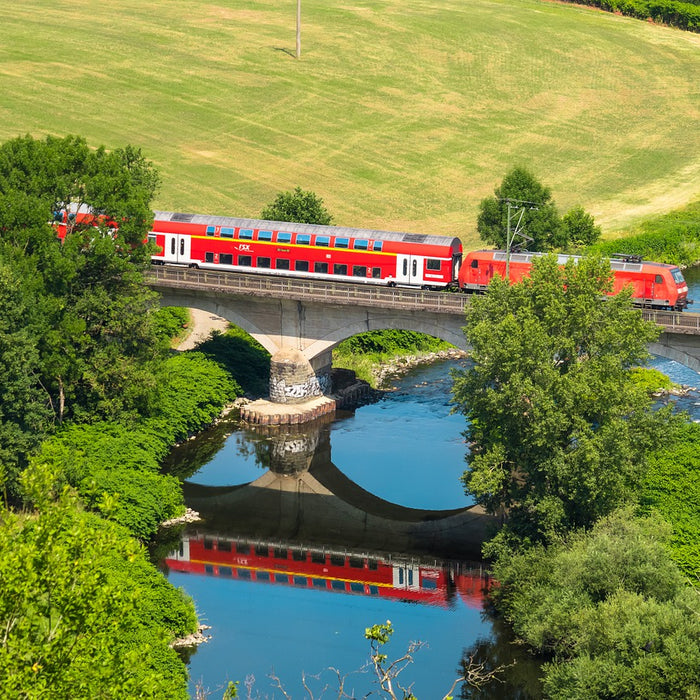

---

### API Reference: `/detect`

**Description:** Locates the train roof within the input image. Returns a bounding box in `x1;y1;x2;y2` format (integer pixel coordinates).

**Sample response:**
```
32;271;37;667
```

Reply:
154;211;462;250
468;249;678;272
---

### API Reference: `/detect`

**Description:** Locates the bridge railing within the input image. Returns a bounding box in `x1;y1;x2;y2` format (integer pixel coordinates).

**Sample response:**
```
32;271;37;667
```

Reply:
145;266;470;314
145;267;700;332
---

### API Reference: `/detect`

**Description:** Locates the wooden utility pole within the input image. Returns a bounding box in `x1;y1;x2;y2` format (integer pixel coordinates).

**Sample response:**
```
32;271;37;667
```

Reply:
296;0;301;58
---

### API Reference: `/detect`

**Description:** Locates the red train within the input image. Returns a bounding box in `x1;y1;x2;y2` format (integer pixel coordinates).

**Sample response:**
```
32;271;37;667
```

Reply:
164;534;490;609
459;249;690;311
54;207;691;310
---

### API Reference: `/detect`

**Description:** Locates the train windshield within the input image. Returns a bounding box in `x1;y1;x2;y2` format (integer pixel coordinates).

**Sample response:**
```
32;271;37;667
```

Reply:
671;268;685;284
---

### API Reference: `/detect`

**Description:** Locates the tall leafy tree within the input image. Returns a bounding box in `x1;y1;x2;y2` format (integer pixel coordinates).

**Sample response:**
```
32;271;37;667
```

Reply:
451;254;667;544
260;186;333;225
561;205;602;247
0;135;164;426
477;167;563;251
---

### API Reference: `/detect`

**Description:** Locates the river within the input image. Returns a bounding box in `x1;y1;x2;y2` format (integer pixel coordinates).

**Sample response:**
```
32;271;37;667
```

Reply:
161;269;699;699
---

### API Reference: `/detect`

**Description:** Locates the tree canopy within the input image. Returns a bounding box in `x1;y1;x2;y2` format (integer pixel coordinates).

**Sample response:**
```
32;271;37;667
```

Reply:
260;186;333;225
451;254;667;544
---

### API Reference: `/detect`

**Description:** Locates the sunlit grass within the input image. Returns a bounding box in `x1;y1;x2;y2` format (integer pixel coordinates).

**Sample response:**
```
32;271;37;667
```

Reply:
1;0;699;246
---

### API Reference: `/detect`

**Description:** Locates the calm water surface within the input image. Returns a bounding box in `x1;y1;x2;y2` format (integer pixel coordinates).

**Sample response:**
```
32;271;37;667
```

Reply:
162;306;700;698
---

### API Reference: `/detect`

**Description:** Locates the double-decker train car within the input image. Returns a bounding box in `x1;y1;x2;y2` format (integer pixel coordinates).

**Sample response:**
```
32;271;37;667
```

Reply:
164;534;490;609
459;249;690;311
149;211;463;290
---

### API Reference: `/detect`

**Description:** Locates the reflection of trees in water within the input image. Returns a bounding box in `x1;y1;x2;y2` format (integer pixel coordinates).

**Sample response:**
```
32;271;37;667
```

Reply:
459;611;543;700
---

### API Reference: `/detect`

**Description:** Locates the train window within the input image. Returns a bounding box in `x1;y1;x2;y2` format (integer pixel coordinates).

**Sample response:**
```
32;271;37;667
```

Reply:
236;542;251;554
276;259;290;270
277;232;292;243
255;544;269;556
205;564;214;575
220;253;233;265
205;252;214;263
204;538;214;550
221;228;234;238
292;549;306;561
315;236;330;247
239;229;253;239
368;559;378;571
311;552;326;564
274;573;288;583
335;238;349;248
350;582;364;593
422;579;438;590
219;566;232;577
402;259;408;276
330;554;345;567
349;556;364;568
470;259;479;269
672;269;684;283
312;578;326;588
314;262;329;274
427;259;441;271
238;255;252;266
372;241;383;251
257;257;271;268
256;571;270;582
368;585;379;595
206;226;216;236
293;576;307;586
295;260;309;272
372;267;381;278
171;238;176;255
353;266;367;277
147;233;157;244
412;260;417;276
334;264;348;275
331;580;346;591
218;539;231;552
237;569;252;580
273;548;287;559
296;234;311;245
353;240;369;250
258;230;273;241
180;238;185;255
655;274;663;284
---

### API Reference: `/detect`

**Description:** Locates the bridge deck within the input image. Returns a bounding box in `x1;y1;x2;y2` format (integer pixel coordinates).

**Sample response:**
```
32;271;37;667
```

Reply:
145;267;700;334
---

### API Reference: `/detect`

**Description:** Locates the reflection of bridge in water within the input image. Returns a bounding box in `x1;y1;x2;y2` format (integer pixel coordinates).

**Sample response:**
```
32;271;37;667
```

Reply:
178;415;495;562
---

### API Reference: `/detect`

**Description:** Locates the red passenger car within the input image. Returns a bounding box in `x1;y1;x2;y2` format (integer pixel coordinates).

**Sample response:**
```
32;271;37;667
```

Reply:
149;211;463;290
164;534;489;609
459;250;690;310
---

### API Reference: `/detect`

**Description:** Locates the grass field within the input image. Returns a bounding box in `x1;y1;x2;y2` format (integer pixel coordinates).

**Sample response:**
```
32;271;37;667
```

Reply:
1;0;699;247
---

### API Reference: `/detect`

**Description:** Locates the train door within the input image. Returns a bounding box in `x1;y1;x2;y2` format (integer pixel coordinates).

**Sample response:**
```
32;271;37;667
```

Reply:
395;255;424;286
393;563;420;591
162;233;191;265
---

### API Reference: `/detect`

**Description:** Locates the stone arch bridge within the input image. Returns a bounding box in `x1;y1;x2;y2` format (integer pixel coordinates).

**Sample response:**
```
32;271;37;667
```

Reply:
147;267;700;405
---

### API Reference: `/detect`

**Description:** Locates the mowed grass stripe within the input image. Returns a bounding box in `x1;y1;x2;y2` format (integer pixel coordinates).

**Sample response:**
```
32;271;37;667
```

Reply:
1;0;698;246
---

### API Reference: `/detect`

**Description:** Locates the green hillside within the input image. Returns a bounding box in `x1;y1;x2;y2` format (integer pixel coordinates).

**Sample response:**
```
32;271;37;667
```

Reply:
1;0;699;246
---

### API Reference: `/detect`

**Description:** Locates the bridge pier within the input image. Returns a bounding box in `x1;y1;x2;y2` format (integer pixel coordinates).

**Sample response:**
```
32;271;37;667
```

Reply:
269;348;332;404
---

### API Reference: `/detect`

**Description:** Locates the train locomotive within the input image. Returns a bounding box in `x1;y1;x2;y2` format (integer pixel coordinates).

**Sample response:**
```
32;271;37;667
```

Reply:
55;207;691;310
459;249;690;311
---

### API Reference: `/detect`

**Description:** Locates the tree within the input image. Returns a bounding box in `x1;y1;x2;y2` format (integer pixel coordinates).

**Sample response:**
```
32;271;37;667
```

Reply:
260;186;333;225
451;254;667;544
0;135;165;427
476;167;562;251
561;205;601;247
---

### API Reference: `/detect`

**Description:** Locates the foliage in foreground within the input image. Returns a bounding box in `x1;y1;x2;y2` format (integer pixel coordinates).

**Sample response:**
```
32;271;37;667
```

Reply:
452;254;666;544
0;470;193;699
642;421;700;580
490;509;700;700
31;353;240;539
559;0;700;32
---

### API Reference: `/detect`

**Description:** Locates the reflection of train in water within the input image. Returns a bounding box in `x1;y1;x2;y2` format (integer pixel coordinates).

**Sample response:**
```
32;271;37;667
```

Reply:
164;534;490;609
